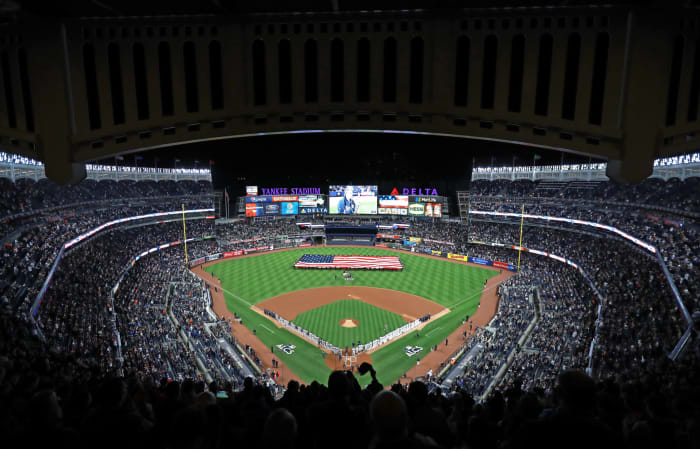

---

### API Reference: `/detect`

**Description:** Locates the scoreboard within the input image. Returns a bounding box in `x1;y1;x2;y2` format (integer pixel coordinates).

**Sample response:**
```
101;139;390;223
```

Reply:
245;195;327;216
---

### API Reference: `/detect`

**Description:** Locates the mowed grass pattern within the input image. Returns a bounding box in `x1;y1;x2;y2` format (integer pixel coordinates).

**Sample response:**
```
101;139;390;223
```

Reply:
205;247;496;386
293;299;406;349
206;247;491;305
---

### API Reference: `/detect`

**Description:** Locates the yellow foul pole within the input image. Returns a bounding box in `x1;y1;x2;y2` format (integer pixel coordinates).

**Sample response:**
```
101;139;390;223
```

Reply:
182;204;189;266
517;203;524;271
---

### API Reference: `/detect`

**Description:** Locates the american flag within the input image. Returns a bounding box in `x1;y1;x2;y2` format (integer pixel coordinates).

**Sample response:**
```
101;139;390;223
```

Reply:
294;254;403;270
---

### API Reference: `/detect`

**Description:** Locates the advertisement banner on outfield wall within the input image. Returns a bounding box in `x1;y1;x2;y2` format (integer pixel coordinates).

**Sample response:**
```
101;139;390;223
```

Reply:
229;237;264;245
377;234;401;239
375;243;388;248
244;245;274;255
468;256;493;266
189;257;205;267
431;250;443;256
223;250;244;259
492;260;517;271
409;237;422;243
448;253;468;261
424;239;454;246
206;253;222;262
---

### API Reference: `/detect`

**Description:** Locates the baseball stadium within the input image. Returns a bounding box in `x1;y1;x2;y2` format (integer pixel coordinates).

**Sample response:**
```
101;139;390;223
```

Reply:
1;2;699;449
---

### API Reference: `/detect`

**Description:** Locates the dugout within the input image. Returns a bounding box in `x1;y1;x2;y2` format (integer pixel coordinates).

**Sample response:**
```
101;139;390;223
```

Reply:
324;224;376;246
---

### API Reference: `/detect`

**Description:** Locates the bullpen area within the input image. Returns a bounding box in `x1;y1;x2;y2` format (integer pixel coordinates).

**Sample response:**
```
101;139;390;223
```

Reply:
198;246;498;387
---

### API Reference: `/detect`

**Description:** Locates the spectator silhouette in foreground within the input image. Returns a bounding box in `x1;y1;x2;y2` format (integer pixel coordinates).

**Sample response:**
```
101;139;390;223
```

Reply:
264;408;297;449
369;390;441;449
518;370;622;449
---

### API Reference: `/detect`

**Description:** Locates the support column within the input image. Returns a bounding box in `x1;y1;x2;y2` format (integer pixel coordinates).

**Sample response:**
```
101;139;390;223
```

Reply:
28;23;85;184
607;7;677;183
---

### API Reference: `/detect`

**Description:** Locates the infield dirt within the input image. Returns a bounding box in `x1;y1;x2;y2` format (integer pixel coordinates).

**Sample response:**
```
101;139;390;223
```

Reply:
256;286;446;322
340;319;359;328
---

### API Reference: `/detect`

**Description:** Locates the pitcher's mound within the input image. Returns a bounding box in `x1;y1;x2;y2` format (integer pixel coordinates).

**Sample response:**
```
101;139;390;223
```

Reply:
339;318;359;328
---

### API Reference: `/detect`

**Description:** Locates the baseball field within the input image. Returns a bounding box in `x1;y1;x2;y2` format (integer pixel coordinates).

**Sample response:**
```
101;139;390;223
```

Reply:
202;247;497;386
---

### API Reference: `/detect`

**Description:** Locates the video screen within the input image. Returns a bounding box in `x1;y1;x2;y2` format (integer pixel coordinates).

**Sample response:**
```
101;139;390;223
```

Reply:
329;185;378;214
407;202;443;217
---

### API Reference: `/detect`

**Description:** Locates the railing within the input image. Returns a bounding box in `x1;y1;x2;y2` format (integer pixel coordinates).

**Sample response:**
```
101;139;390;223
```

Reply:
481;286;540;401
468;227;693;374
31;208;214;322
1;193;214;222
469;195;700;220
0;151;212;182
471;152;700;182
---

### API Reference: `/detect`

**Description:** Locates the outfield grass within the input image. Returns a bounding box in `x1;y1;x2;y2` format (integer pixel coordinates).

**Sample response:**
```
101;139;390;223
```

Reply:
204;247;496;386
293;299;406;349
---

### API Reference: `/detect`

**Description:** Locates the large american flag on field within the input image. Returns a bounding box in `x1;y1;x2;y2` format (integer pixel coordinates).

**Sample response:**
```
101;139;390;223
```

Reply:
294;254;403;270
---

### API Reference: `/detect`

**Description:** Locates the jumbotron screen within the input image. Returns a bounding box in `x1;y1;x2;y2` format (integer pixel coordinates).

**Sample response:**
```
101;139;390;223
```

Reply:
328;185;378;214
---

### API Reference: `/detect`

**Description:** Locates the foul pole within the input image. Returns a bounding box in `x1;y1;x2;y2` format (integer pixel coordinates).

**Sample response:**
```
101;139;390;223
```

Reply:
182;204;189;266
517;203;524;271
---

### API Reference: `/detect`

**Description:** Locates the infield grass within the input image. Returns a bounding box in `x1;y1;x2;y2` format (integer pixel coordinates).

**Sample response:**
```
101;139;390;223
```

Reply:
204;247;496;387
293;299;406;349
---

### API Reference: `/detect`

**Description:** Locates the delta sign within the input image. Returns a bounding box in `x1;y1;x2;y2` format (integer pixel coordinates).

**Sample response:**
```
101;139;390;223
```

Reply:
390;187;439;196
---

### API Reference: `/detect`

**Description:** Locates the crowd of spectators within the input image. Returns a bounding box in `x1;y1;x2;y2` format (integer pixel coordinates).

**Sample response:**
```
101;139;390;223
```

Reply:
215;218;304;251
2;298;699;449
449;283;535;397
36;223;215;372
469;178;698;309
470;177;699;213
1;215;215;326
456;224;686;382
169;277;258;388
0;173;699;448
0;177;212;218
498;256;596;392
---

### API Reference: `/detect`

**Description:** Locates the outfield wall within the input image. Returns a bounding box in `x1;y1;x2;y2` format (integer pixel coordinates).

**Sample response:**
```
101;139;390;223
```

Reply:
377;242;517;272
188;241;312;268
